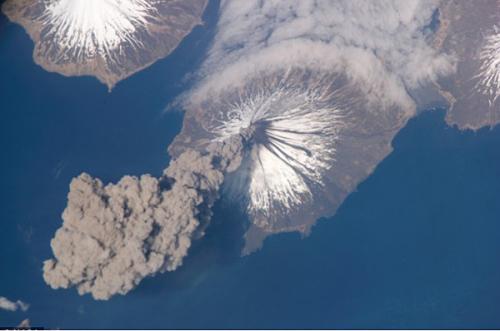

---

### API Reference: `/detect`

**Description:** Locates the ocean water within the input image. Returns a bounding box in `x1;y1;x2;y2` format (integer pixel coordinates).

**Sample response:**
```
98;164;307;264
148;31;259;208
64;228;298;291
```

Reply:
1;3;500;329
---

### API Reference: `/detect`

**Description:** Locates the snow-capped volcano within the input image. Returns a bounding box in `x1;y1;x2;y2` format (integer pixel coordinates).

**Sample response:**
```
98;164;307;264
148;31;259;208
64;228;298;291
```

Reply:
2;0;208;89
208;75;345;226
477;26;500;106
41;0;154;59
170;68;410;253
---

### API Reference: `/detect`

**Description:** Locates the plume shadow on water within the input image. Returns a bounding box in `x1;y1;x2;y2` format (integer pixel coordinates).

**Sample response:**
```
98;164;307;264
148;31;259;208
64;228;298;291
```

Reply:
133;198;249;296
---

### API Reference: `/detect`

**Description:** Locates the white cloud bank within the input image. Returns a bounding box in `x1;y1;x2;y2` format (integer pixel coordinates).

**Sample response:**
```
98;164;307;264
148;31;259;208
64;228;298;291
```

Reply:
0;297;29;312
189;0;454;112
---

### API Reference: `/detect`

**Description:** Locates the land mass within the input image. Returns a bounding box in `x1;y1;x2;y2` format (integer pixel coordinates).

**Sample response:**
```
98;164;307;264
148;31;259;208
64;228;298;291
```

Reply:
435;0;500;130
169;69;416;254
1;0;208;90
170;1;500;253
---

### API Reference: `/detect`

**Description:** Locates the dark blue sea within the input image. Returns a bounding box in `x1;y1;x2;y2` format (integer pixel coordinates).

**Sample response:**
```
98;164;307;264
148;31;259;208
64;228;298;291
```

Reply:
1;3;500;329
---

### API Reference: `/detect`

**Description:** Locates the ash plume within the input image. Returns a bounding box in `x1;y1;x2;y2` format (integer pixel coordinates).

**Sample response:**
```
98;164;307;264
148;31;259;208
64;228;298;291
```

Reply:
43;133;248;300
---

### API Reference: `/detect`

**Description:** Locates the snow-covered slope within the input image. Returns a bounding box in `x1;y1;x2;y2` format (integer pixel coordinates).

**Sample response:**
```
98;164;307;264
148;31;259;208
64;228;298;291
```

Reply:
40;0;156;60
209;75;345;226
436;0;500;129
2;0;208;89
477;26;500;106
169;68;411;253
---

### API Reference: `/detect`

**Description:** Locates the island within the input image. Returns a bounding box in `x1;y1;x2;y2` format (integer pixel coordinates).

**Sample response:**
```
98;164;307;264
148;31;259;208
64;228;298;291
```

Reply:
1;0;208;90
435;0;500;130
169;68;415;254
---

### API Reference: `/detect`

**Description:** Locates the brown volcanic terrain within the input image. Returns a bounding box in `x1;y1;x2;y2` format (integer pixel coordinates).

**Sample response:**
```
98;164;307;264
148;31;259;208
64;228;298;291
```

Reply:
2;0;208;90
436;0;500;130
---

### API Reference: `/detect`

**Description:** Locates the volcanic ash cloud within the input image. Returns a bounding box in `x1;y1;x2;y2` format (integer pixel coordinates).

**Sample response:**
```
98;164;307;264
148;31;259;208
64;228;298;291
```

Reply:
43;134;248;300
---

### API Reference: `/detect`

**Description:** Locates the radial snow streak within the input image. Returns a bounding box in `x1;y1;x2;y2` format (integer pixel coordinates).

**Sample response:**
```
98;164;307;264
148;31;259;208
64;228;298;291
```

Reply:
41;0;154;60
477;25;500;105
2;0;208;88
206;74;346;225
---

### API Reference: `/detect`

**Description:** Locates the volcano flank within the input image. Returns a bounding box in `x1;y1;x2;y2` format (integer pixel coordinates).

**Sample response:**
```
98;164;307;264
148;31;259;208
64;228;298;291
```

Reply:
1;0;208;90
170;68;414;253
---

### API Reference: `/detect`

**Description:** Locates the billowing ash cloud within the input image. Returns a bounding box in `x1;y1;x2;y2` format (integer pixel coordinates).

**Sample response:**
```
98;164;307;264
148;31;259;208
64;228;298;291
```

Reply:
0;297;29;312
43;134;248;300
